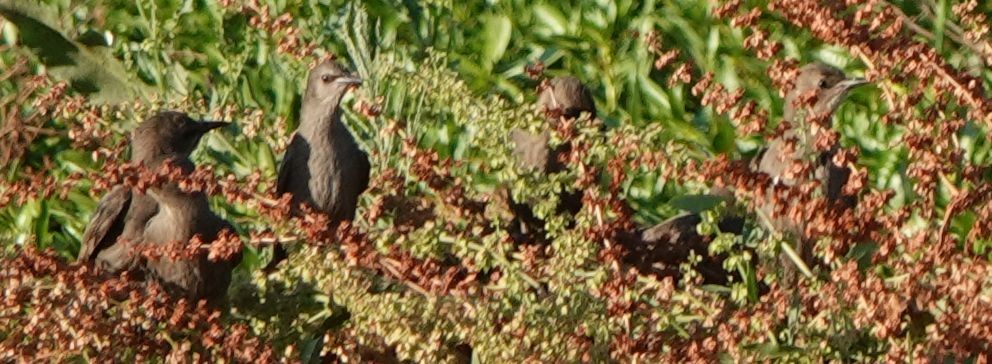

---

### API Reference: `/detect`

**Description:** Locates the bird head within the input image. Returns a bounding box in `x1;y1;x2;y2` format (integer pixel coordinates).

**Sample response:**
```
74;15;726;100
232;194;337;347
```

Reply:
784;63;868;123
131;111;228;164
303;60;362;108
537;76;596;120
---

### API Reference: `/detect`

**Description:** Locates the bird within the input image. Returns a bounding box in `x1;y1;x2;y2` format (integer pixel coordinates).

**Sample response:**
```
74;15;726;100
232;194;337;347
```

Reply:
265;59;369;270
624;63;866;285
757;62;867;207
507;76;595;241
77;111;228;275
622;188;744;285
143;157;242;304
755;62;867;278
511;76;597;173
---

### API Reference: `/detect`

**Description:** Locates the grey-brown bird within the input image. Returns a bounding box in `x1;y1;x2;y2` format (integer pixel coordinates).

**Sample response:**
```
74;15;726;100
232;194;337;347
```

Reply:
625;63;866;285
143;157;241;304
266;59;369;270
508;76;595;241
511;76;597;173
77;111;228;274
756;62;867;278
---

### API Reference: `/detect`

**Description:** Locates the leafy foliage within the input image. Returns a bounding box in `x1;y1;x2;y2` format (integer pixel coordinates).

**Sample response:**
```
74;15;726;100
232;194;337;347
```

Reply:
3;0;992;361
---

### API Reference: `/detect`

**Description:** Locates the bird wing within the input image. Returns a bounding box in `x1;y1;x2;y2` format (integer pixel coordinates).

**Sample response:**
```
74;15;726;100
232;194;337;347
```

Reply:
78;186;132;263
330;147;372;222
276;133;305;196
510;129;550;172
756;138;790;184
355;148;371;195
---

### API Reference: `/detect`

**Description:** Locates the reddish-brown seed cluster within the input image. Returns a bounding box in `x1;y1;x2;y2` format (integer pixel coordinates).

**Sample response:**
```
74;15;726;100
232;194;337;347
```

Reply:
227;0;317;59
8;0;992;360
0;246;275;362
525;61;545;80
0;60;60;167
625;0;992;359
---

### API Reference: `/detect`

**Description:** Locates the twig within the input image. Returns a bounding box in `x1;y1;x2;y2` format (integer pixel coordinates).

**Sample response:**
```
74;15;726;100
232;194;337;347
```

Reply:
754;204;815;279
884;0;992;67
938;190;966;246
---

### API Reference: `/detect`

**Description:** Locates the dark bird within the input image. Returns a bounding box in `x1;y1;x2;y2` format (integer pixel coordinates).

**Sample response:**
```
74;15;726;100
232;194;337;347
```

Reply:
623;188;744;285
77;111;227;274
266;59;369;270
143;157;241;304
508;76;596;241
755;62;867;278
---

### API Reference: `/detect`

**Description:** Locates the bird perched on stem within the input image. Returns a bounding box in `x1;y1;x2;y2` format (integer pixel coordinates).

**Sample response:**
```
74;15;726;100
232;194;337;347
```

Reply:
507;76;595;241
625;63;867;286
143;156;242;304
756;62;867;282
265;59;369;271
78;111;228;275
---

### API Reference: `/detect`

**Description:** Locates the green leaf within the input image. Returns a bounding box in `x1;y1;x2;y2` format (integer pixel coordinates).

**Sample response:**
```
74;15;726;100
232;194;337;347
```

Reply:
712;118;736;155
847;242;878;271
532;4;567;35
300;335;323;364
481;14;512;68
668;193;727;214
0;0;152;103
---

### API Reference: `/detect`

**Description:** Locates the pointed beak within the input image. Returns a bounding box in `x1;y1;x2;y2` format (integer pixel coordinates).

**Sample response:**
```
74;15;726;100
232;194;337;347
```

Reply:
836;77;869;91
196;121;230;133
333;75;363;86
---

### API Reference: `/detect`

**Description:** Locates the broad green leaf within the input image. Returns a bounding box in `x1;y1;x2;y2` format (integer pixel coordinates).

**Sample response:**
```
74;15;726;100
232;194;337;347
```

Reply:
0;0;152;104
481;14;512;68
533;4;567;35
668;193;727;213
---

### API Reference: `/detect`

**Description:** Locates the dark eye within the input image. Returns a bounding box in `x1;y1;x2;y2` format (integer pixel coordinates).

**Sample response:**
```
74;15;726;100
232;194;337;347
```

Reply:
321;74;333;83
818;79;830;89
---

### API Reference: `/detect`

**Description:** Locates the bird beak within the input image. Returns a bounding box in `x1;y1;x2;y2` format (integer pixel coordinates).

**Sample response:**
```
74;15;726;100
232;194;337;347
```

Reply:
196;121;230;133
836;78;869;91
333;75;363;86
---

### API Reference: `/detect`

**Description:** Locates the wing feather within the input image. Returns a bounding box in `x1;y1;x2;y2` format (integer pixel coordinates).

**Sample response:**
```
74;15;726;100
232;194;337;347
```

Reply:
78;186;131;263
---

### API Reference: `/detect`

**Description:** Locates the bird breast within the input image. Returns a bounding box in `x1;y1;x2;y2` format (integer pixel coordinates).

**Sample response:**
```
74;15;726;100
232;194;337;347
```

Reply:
144;203;197;243
304;129;362;214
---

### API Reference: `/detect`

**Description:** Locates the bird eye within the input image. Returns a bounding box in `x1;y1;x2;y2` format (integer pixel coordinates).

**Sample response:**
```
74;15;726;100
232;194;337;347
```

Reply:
818;79;830;89
321;74;333;83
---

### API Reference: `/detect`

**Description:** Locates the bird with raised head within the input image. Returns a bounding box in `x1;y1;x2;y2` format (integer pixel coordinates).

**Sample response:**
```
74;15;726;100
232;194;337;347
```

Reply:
266;59;369;270
757;63;867;256
758;63;868;205
78;111;228;275
627;63;867;285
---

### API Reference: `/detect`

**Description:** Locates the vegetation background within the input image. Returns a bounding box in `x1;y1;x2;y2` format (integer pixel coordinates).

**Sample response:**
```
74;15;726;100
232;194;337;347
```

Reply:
2;0;992;361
